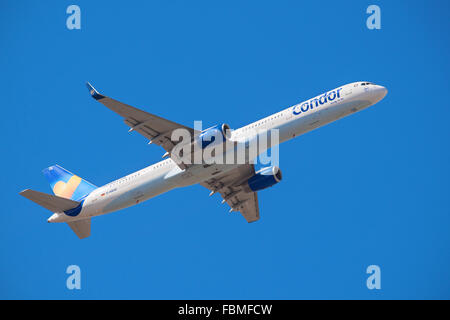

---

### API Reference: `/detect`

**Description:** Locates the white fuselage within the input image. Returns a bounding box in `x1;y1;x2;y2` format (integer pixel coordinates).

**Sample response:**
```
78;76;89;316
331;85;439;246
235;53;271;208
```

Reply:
49;82;387;223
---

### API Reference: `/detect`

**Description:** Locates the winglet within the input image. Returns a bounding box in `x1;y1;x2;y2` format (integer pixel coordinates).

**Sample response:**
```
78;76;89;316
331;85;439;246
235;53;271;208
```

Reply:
86;82;105;100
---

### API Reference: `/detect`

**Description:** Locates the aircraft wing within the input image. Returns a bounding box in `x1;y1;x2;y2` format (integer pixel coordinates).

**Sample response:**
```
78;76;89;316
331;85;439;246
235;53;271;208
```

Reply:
86;83;198;165
200;164;260;223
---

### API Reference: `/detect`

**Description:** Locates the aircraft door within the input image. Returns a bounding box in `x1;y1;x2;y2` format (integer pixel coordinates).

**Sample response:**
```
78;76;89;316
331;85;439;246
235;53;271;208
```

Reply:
285;110;293;121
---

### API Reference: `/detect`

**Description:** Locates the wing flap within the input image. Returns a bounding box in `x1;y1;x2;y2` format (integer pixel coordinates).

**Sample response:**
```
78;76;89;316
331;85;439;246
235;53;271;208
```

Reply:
228;191;260;223
200;164;260;223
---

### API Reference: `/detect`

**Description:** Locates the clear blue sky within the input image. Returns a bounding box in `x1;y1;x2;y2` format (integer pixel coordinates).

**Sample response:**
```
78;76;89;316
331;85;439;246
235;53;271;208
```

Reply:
1;0;449;299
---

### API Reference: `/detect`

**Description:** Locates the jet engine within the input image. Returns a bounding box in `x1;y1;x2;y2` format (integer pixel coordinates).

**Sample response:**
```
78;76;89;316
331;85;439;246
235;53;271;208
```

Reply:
244;166;282;192
197;124;232;149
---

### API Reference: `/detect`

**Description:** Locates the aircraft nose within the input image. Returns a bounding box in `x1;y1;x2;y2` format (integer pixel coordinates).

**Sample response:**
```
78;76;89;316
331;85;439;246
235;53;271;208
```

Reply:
379;85;388;98
371;85;388;103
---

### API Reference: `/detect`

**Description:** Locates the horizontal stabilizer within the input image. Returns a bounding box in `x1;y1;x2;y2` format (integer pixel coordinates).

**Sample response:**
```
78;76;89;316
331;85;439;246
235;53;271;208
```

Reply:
19;189;80;213
67;219;91;239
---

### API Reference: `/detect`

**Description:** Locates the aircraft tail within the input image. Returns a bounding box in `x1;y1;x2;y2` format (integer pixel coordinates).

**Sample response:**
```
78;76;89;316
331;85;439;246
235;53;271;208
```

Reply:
42;165;97;200
19;164;96;239
19;189;91;239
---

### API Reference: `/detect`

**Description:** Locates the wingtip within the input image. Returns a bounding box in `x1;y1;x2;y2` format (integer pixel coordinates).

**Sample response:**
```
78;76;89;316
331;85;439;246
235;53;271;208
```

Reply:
85;82;105;100
18;189;30;196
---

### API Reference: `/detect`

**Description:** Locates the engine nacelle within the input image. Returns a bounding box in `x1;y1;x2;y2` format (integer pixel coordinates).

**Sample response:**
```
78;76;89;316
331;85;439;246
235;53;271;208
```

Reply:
245;166;282;192
197;123;231;149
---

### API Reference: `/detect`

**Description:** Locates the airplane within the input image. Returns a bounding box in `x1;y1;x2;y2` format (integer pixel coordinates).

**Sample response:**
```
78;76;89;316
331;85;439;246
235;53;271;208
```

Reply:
19;81;387;239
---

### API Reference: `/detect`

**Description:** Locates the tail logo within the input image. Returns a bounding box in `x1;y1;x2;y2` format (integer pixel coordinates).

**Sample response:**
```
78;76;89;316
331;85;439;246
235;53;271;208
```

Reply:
53;176;82;199
43;165;97;201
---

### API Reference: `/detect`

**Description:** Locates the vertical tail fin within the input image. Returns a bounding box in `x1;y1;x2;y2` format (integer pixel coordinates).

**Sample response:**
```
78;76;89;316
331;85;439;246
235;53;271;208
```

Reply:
42;165;97;201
